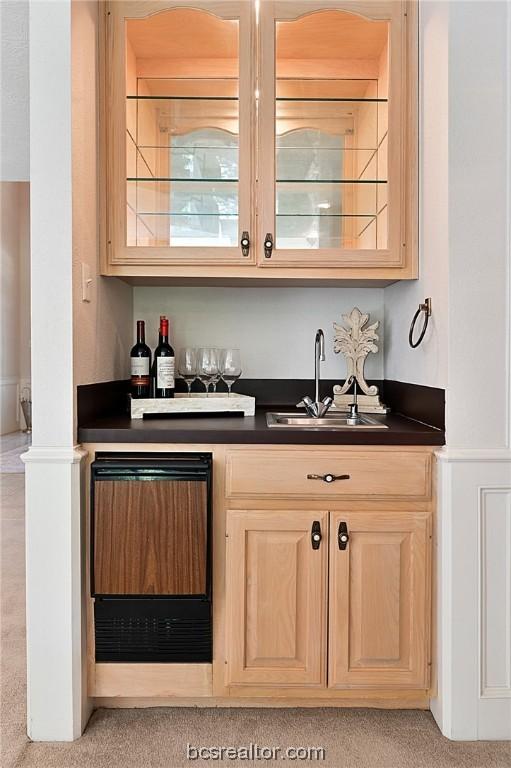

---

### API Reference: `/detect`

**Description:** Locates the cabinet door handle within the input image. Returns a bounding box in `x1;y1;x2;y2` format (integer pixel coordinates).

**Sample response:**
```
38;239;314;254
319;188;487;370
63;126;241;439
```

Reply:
240;231;250;257
311;520;322;550
264;233;274;258
307;473;350;484
338;521;349;550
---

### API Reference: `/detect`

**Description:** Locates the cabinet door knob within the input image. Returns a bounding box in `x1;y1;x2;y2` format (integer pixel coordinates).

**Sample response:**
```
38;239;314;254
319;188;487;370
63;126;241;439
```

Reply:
338;521;349;550
264;233;274;259
311;520;322;550
307;473;350;483
240;231;250;257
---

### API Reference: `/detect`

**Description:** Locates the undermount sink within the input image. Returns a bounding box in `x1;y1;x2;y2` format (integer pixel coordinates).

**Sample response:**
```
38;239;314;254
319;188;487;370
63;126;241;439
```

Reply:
266;412;389;429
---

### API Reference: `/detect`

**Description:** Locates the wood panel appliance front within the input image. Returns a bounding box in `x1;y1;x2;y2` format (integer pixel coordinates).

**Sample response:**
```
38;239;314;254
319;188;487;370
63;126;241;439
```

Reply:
93;479;207;595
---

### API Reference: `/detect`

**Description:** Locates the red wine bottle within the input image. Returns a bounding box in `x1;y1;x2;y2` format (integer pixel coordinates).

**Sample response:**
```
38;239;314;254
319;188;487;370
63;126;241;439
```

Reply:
153;317;175;398
130;320;151;398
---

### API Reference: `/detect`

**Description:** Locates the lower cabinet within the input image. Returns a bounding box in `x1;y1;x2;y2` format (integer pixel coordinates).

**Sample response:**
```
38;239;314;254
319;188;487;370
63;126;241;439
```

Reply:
226;509;328;688
226;508;431;692
328;511;431;689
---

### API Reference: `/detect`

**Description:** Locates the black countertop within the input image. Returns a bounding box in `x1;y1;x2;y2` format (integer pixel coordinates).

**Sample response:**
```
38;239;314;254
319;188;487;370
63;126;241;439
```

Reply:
78;408;444;446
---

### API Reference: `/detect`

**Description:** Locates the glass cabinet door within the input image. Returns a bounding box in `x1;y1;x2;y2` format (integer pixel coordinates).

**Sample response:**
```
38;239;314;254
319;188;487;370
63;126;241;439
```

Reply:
258;1;409;269
107;1;254;265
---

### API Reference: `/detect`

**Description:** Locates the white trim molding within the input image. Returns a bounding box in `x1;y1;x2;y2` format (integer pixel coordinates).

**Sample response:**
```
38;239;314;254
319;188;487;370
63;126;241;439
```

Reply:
22;446;87;465
436;448;511;464
23;444;91;741
431;452;511;741
479;487;511;700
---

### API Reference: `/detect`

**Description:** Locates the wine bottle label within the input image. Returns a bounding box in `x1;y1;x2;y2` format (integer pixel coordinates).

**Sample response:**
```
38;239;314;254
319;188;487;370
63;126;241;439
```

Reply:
157;357;175;389
131;358;149;377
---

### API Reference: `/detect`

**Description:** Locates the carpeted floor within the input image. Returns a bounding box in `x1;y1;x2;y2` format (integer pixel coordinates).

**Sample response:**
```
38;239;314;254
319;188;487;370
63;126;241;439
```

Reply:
0;433;30;474
1;473;27;768
2;472;511;768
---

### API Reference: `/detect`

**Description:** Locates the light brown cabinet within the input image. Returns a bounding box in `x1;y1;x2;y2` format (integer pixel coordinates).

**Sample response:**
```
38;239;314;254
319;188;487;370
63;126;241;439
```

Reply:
224;446;433;694
328;510;431;689
226;506;431;691
86;444;434;704
100;0;418;283
225;509;327;688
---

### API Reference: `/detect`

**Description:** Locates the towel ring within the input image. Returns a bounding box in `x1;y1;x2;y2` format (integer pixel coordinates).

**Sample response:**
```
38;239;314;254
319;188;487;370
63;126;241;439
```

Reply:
409;298;432;348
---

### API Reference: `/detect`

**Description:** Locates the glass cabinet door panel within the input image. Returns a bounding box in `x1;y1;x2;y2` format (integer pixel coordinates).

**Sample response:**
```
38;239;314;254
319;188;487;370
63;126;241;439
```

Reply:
108;1;253;265
258;2;404;268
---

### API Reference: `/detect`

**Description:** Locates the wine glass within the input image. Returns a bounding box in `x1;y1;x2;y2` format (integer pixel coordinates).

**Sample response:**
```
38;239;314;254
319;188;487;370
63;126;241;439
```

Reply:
220;348;242;396
178;347;197;396
197;347;219;396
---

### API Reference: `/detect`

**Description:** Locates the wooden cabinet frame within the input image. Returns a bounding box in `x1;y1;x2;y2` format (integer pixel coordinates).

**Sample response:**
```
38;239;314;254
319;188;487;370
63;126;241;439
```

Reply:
329;510;432;689
83;443;434;707
258;1;416;272
101;0;255;269
225;509;328;688
99;1;418;282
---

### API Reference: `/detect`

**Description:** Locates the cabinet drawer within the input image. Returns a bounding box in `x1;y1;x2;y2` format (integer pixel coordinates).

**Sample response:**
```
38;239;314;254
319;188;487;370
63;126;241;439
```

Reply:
226;449;432;500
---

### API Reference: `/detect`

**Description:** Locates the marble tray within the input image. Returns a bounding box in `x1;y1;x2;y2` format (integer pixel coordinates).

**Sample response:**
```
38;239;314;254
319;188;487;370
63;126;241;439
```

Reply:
130;392;255;419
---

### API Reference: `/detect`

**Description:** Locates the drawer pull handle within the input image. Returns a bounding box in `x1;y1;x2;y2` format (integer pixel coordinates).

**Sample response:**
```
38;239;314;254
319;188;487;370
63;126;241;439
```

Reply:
311;520;322;550
307;473;350;484
338;521;349;550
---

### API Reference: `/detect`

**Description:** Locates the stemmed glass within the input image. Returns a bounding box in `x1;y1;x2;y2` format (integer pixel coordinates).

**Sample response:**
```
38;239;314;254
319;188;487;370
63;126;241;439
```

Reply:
197;347;220;396
178;347;197;396
220;348;242;396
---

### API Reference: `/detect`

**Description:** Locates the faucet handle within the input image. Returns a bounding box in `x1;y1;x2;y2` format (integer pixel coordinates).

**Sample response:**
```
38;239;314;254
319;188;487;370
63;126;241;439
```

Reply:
298;395;318;418
315;396;333;418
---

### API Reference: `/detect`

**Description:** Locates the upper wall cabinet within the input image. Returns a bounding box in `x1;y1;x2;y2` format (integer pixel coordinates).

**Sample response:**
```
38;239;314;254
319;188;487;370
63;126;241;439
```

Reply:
100;1;417;283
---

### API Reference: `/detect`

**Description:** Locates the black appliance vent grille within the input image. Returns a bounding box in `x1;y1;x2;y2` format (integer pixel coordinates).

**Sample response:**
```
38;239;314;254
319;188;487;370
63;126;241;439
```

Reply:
95;601;212;663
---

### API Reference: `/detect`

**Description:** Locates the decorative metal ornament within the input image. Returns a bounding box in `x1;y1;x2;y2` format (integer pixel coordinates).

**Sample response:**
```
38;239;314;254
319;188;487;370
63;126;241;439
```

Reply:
332;307;388;413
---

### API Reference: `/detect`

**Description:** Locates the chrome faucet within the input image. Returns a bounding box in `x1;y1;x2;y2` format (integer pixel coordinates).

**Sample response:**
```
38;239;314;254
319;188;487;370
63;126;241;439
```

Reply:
298;329;333;418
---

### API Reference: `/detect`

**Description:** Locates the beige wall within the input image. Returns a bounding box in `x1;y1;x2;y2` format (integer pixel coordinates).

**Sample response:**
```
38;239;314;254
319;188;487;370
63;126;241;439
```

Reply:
72;0;133;399
0;181;31;434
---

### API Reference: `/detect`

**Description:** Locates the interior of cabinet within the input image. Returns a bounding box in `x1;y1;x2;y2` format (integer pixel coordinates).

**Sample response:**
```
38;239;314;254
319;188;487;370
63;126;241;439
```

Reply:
125;9;241;249
123;7;390;254
273;11;389;252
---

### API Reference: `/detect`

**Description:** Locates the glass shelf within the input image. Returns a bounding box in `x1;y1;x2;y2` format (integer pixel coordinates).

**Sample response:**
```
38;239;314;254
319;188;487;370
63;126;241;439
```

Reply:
276;97;387;103
137;212;238;217
275;213;384;250
129;211;238;248
275;179;387;184
127;177;239;183
127;95;239;101
276;213;377;218
127;97;239;140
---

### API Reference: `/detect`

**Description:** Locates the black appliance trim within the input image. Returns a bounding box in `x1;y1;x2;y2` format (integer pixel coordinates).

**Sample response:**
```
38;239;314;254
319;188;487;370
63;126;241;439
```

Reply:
90;452;213;600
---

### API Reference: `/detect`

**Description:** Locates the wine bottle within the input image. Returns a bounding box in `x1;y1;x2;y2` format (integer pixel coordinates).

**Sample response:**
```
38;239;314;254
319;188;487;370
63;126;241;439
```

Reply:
130;320;151;399
153;317;175;398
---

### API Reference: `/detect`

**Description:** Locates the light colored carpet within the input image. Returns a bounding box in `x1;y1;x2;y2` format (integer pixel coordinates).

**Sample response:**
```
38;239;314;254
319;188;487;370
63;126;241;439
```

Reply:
2;473;511;768
0;433;30;474
1;473;28;767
